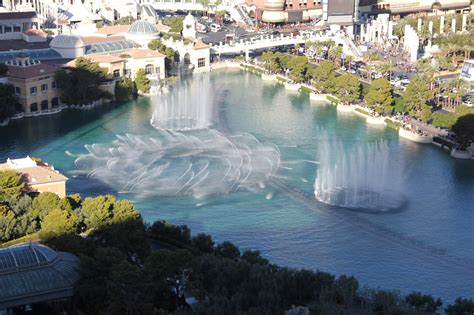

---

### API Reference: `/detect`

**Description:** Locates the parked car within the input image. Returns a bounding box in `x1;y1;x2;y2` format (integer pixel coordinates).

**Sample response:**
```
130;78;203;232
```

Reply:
210;23;221;32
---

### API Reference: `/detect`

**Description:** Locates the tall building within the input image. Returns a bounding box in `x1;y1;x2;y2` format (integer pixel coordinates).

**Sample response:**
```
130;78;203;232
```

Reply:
358;0;470;18
322;0;358;28
245;0;322;23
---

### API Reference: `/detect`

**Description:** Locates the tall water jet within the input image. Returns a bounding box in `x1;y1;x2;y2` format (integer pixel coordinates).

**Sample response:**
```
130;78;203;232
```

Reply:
314;137;404;212
151;74;213;130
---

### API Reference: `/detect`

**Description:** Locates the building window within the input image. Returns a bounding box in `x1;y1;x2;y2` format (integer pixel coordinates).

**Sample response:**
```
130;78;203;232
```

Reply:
13;25;21;32
198;58;206;68
40;100;48;110
113;69;120;78
184;53;191;65
124;69;131;76
145;64;154;74
155;67;160;75
30;103;38;112
30;86;37;95
15;86;21;95
41;83;48;92
4;25;12;33
51;97;59;108
52;81;56;89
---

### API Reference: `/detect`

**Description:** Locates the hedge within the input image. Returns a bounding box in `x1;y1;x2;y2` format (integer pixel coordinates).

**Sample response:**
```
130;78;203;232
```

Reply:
326;95;339;105
299;86;313;94
384;118;402;130
355;107;369;116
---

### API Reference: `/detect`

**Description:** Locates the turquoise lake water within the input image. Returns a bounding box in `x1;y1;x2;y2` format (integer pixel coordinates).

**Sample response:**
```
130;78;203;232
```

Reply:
1;70;473;301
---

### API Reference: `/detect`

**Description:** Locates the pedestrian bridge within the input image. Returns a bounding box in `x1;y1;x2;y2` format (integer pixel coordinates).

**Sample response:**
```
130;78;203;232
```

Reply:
209;33;361;58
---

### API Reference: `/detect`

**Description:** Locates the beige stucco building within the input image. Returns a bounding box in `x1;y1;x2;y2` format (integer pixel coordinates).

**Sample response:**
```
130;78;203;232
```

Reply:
0;157;68;198
6;55;61;114
358;0;471;16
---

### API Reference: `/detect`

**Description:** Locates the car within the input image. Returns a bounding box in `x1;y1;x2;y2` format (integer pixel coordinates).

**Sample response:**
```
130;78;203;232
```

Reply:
292;30;300;36
271;30;280;36
210;23;221;32
401;78;410;85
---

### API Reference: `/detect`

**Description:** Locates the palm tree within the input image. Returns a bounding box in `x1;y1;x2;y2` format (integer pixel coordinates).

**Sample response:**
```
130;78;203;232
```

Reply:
363;50;380;63
361;64;372;82
329;46;343;64
377;61;394;80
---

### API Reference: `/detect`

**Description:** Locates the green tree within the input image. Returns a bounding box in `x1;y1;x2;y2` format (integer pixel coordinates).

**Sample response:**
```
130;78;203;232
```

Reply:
0;204;16;241
445;297;474;315
113;16;135;25
452;113;474;146
402;75;434;117
287;56;309;82
81;194;140;230
40;208;79;239
363;49;380;62
241;250;269;265
145;249;194;300
0;63;8;76
192;233;215;253
328;46;343;64
56;57;109;105
0;170;25;201
261;51;280;73
365;78;393;114
105;260;152;314
114;77;133;101
0;84;16;121
28;192;72;225
334;73;361;104
162;16;184;34
405;292;442;313
393;98;407;114
134;68;151;93
431;112;458;128
215;241;240;260
148;39;175;74
311;60;337;93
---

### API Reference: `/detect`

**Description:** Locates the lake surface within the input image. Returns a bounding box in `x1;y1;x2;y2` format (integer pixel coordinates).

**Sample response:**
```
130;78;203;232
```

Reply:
1;70;473;301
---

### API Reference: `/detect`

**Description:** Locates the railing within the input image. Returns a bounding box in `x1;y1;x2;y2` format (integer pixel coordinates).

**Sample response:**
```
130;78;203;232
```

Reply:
210;33;324;54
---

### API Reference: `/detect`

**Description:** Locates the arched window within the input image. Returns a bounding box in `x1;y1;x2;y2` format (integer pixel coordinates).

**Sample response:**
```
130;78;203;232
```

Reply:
41;100;48;110
15;103;23;112
51;97;59;108
174;51;180;63
145;64;154;74
30;103;38;112
184;53;191;65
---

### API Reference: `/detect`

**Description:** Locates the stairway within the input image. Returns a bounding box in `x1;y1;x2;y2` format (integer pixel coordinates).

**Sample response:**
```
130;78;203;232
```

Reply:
342;35;362;57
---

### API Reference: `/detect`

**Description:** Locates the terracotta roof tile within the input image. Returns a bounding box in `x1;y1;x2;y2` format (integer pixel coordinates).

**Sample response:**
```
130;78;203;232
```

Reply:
95;24;130;35
7;63;59;79
0;162;68;185
81;35;126;44
23;29;47;36
193;38;209;50
113;48;165;59
66;54;124;67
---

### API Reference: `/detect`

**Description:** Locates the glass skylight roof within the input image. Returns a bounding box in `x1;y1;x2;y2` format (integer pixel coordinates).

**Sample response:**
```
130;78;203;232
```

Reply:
0;49;62;63
85;39;139;55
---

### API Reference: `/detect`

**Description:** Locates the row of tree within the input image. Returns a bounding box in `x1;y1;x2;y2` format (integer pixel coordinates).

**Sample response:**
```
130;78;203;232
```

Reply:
1;170;473;314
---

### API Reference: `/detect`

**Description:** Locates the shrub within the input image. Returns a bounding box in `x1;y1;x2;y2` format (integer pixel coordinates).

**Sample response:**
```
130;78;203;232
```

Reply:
385;118;401;130
326;95;339;105
299;86;313;94
355;107;369;116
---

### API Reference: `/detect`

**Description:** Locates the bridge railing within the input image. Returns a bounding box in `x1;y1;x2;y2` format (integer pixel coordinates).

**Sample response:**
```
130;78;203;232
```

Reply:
210;33;327;53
